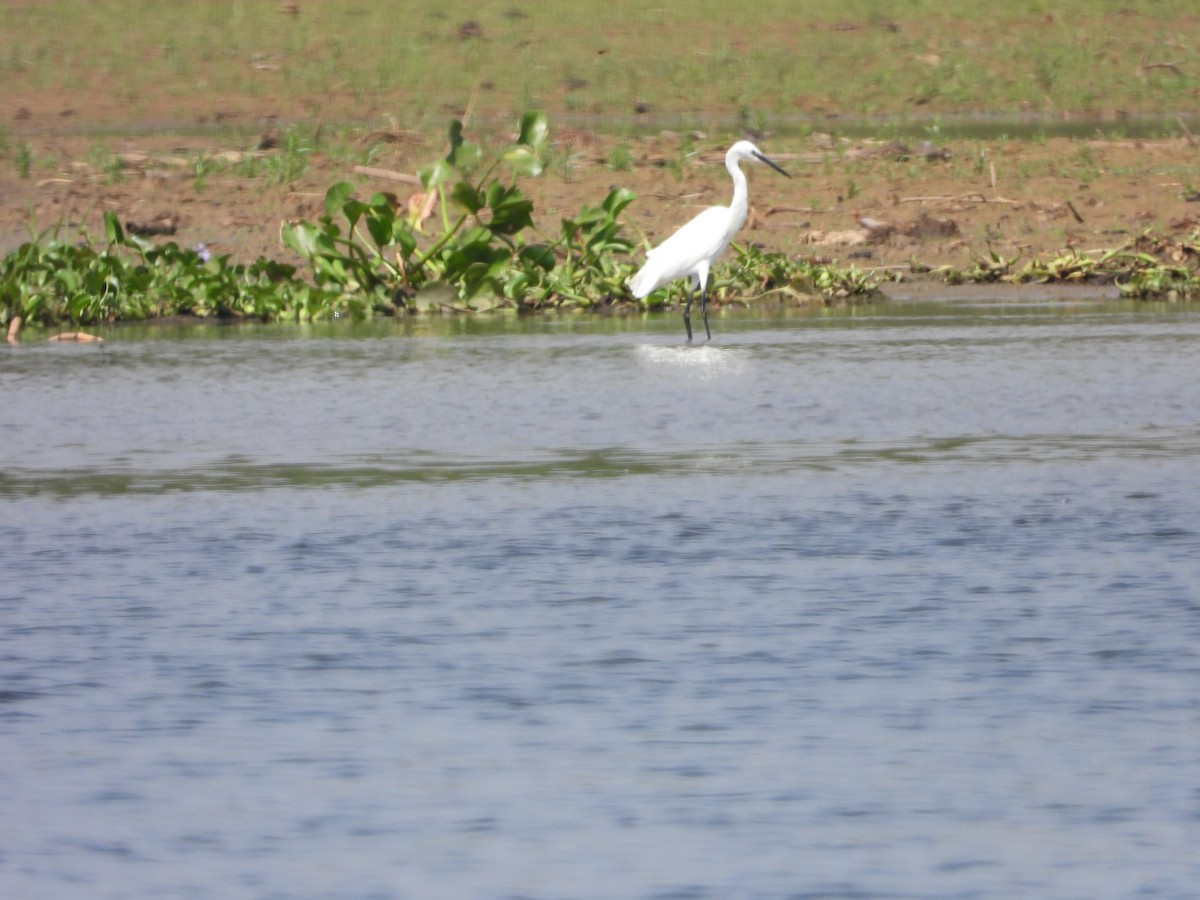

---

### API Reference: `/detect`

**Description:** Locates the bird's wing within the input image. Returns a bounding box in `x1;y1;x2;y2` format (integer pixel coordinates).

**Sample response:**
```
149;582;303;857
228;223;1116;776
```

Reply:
630;207;732;296
645;206;730;266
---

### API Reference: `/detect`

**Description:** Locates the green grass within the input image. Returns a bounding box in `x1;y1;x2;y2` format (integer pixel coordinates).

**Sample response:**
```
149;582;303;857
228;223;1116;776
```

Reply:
2;1;1198;132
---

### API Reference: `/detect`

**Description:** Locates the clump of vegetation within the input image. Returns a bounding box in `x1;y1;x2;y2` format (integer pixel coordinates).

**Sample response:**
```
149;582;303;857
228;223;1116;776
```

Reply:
282;112;878;313
0;213;341;327
2;112;879;329
934;230;1200;299
14;141;34;179
605;144;634;172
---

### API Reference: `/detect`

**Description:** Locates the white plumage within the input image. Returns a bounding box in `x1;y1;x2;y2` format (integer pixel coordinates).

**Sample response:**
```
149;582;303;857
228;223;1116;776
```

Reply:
628;140;789;341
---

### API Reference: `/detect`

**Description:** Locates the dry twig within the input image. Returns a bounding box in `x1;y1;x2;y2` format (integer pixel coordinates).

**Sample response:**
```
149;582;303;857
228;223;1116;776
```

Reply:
352;165;421;185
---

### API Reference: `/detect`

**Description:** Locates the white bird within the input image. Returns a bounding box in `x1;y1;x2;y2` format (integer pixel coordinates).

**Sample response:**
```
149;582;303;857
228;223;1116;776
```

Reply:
628;140;789;342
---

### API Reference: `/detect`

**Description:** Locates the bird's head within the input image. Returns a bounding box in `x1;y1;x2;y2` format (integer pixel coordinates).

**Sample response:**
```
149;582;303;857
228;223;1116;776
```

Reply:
728;140;790;177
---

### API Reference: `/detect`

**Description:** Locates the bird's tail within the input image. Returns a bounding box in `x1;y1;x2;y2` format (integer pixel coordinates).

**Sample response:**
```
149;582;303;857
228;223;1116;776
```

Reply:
627;257;662;299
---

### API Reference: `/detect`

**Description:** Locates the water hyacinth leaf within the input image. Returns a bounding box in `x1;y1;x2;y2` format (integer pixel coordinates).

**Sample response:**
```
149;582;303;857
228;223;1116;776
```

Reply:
54;268;81;292
256;259;298;281
503;271;530;299
517;110;549;150
365;211;392;249
448;226;493;255
502;146;543;178
445;239;504;271
324;182;356;220
446;119;464;155
420;159;455;191
484;184;534;234
280;222;326;259
486;252;511;278
451;140;482;170
446;244;511;297
519;243;556;271
603;187;637;217
103;210;124;245
341;197;372;232
391;223;418;258
451;181;485;214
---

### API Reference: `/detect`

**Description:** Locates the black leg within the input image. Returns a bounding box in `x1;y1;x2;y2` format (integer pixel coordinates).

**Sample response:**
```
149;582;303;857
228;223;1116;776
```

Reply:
700;286;711;341
682;288;694;342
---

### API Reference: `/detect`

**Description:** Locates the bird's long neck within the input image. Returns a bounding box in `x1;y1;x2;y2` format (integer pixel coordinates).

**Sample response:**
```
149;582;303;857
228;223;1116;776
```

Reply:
726;156;750;224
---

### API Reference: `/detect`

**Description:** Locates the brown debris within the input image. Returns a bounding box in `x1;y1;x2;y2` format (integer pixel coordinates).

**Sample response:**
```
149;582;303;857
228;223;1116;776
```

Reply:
808;212;960;249
126;212;179;237
872;140;952;162
903;213;960;239
408;191;437;229
457;20;483;40
361;130;425;147
352;165;421;186
48;332;104;343
857;214;895;242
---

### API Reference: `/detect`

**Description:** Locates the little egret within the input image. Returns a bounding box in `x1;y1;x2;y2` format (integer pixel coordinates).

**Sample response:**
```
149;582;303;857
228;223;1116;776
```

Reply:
628;140;789;342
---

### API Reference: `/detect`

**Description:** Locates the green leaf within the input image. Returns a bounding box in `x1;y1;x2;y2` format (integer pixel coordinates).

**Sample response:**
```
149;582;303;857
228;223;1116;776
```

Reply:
419;159;454;190
324;182;356;220
456;226;494;249
503;271;531;300
519;243;556;271
54;268;82;292
446;119;464;157
342;198;370;231
450;181;485;214
485;184;534;234
517;110;549;150
450;140;482;169
103;210;125;245
392;224;418;258
281;222;321;259
502;146;543;178
366;212;393;249
602;187;637;217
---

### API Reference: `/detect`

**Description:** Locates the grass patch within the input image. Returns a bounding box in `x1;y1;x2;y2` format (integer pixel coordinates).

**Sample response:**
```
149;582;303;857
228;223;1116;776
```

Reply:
2;1;1198;129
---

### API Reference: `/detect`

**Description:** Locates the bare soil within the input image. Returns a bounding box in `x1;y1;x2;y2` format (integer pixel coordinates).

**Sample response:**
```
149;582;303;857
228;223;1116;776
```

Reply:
4;113;1199;282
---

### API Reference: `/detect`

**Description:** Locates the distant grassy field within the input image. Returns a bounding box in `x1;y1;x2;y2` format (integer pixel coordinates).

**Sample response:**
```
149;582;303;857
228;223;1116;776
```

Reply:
2;0;1198;133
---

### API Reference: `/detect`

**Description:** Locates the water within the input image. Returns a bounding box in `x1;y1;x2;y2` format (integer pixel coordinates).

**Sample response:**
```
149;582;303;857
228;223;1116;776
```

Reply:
3;303;1200;899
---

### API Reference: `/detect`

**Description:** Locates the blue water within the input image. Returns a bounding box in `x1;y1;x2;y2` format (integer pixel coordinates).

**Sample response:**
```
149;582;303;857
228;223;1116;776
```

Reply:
3;304;1200;898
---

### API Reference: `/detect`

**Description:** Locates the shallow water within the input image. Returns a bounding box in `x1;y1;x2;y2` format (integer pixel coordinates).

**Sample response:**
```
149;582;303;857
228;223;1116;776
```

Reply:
3;303;1200;899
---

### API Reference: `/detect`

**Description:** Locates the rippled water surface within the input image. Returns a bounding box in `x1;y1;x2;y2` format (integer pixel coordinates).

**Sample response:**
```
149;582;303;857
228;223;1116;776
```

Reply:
3;303;1200;898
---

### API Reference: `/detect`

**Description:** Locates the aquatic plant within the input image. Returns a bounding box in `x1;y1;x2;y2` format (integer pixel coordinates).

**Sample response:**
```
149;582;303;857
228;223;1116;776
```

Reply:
1108;231;1200;301
281;112;554;313
722;243;881;303
282;113;874;314
931;230;1200;299
0;213;346;327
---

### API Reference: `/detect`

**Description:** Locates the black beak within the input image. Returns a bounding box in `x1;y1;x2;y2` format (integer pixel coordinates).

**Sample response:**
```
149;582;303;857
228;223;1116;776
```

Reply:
753;151;790;178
